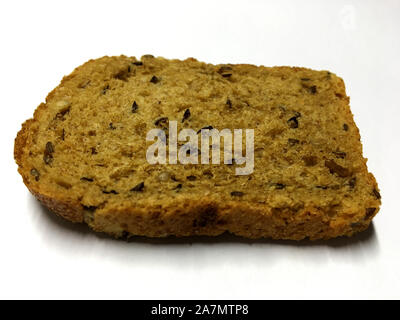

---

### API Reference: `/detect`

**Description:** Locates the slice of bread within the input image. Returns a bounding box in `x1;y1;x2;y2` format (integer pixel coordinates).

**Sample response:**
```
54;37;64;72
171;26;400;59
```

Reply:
14;55;381;240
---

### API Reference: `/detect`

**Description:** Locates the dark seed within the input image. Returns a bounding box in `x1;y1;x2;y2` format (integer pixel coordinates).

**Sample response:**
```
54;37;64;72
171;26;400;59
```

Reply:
187;175;197;181
343;123;349;131
316;185;328;190
373;189;381;200
182;108;191;122
132;61;143;66
109;123;116;130
325;160;351;177
61;128;65;140
349;177;356;188
30;168;40;181
365;207;377;220
226;99;232;108
80;177;94;182
288;138;300;146
91;147;97;155
102;85;110;95
185;147;199;156
275;183;286;189
150;76;159;84
154;117;168;127
82;205;97;212
203;170;213;178
114;69;130;81
174;183;183;190
231;191;244;197
55;107;70;120
46;142;54;154
197;125;213;134
218;66;233;77
287;117;299;128
132;101;138;113
310;85;317;94
103;190;118;194
131;182;145;192
333;151;346;159
43;142;54;165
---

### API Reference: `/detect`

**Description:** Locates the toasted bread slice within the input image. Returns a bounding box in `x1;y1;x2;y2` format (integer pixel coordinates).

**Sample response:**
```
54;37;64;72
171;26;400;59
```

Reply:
14;55;380;240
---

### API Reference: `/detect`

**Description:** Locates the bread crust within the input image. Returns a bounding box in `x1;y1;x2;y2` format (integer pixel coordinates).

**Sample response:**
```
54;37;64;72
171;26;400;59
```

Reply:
15;113;84;223
14;55;381;240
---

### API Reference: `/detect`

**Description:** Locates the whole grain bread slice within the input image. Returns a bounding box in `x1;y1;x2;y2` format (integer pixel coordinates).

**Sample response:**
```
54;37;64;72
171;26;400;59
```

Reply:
14;55;381;240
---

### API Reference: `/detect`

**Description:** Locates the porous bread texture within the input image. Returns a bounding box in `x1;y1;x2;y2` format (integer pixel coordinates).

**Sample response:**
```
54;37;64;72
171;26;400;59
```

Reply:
14;55;381;240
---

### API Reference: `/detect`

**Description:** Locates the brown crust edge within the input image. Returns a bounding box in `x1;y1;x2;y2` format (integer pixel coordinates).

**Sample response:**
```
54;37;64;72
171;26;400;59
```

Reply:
15;109;84;223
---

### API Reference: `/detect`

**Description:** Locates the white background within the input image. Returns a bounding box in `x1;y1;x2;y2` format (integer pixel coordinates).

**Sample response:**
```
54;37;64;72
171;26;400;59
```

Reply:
1;0;399;299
